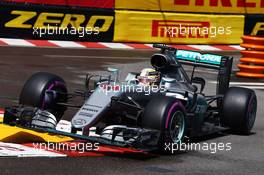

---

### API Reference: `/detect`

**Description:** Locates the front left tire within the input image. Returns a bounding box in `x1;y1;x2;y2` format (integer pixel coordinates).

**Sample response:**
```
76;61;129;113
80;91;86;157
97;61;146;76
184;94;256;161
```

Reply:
19;72;68;121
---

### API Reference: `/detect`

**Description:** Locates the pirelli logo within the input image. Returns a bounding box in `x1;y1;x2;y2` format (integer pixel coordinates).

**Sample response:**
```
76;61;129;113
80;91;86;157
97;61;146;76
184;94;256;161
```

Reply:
174;0;264;8
152;20;210;38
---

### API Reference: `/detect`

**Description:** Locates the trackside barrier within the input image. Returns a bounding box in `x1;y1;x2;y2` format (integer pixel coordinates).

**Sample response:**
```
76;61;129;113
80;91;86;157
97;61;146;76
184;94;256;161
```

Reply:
237;36;264;78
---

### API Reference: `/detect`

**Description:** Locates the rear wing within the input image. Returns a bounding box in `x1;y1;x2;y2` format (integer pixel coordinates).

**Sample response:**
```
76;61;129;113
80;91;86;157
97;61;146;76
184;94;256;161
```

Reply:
175;49;233;95
153;44;233;95
176;50;222;69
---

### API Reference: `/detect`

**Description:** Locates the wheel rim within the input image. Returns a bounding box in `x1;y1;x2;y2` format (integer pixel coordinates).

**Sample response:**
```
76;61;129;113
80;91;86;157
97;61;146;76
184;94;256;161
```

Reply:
247;97;257;130
169;111;185;143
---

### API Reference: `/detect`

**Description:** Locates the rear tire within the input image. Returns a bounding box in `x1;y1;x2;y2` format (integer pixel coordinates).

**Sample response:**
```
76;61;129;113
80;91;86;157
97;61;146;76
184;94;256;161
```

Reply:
221;87;257;135
19;72;68;121
142;96;186;152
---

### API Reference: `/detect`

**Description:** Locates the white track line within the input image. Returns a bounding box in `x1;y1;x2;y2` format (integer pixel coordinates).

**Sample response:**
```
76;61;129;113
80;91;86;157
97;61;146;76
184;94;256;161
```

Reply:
229;82;264;86
99;42;133;49
0;38;35;47
209;81;264;86
48;40;85;48
188;45;221;51
238;86;264;89
208;81;264;89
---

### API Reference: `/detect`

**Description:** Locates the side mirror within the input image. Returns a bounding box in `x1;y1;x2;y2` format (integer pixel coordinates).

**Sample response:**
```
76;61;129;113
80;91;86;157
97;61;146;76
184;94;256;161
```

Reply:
192;77;205;93
107;67;119;82
192;85;198;92
107;67;119;73
161;77;176;83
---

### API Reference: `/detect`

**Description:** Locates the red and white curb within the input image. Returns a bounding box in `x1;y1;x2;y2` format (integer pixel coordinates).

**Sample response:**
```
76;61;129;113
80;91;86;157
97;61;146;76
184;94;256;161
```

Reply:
0;110;3;118
0;38;243;51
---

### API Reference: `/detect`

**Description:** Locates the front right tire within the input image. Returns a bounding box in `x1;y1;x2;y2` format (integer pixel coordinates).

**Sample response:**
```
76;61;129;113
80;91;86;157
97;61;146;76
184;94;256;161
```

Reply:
142;96;186;152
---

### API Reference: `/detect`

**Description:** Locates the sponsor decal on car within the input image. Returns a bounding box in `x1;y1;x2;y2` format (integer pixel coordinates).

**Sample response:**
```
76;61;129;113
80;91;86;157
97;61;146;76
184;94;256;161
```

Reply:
176;50;222;65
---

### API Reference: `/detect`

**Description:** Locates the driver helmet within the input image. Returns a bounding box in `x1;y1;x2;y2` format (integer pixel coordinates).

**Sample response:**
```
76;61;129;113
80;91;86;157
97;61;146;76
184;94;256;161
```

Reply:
138;68;158;86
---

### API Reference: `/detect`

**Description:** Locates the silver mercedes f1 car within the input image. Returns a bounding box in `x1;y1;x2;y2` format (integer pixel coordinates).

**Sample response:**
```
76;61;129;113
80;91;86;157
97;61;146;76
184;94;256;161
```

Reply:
3;44;257;152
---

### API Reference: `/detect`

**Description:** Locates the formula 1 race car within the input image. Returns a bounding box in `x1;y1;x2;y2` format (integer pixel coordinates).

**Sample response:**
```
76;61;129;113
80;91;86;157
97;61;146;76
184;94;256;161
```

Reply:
3;44;257;152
